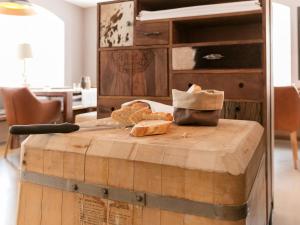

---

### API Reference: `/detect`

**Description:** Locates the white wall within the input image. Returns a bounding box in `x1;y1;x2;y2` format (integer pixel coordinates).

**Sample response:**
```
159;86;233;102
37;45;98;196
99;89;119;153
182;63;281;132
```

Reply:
0;1;99;109
272;0;300;86
32;0;84;86
83;7;97;87
31;1;98;87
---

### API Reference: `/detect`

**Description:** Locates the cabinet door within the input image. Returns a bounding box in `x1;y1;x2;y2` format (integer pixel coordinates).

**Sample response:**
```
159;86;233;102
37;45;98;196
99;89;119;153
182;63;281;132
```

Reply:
132;49;168;96
100;51;132;96
100;1;134;47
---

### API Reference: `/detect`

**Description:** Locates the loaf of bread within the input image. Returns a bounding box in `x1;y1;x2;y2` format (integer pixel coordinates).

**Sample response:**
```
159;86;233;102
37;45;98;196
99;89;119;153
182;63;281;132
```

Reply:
187;84;202;94
111;102;150;126
111;101;173;126
130;120;172;137
129;110;173;124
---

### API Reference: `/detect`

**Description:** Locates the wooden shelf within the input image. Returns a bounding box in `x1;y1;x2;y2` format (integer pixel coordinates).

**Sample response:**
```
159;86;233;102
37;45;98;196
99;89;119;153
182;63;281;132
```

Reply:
138;0;261;12
172;68;263;74
172;39;263;48
98;96;171;100
98;44;170;51
137;10;262;24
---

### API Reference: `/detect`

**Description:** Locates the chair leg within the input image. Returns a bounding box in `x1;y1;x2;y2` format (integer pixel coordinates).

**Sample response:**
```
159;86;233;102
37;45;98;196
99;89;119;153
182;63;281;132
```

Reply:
4;133;12;158
290;131;299;169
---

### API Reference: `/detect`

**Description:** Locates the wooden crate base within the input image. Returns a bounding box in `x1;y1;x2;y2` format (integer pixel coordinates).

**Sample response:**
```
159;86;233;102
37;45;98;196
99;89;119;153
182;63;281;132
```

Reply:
17;155;266;225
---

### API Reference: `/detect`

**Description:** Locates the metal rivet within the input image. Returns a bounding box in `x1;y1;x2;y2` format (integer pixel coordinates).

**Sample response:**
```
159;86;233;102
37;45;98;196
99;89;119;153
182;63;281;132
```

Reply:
136;195;143;202
73;184;79;191
102;188;109;195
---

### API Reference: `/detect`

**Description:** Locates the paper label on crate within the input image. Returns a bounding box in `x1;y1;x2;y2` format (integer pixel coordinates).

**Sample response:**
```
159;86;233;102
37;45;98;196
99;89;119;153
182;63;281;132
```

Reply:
108;201;133;225
80;196;107;225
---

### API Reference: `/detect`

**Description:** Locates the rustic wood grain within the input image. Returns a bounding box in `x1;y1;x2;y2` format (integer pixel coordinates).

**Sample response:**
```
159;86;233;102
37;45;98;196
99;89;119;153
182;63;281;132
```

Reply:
61;192;82;225
221;101;263;123
132;48;169;96
41;187;63;225
246;155;267;225
17;183;43;225
22;135;49;174
100;50;133;96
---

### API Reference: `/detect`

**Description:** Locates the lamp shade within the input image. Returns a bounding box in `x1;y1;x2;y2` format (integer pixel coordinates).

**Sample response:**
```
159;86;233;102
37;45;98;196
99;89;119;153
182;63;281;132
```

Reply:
0;0;36;16
18;43;33;59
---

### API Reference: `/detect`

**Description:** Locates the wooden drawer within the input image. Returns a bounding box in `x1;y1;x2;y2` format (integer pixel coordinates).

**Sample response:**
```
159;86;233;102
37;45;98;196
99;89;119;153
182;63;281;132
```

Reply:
172;44;262;70
172;73;263;101
221;101;263;123
135;21;169;46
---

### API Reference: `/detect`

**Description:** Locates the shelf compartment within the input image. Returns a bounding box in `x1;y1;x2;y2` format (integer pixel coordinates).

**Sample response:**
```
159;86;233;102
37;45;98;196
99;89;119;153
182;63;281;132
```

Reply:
172;44;262;70
173;11;262;44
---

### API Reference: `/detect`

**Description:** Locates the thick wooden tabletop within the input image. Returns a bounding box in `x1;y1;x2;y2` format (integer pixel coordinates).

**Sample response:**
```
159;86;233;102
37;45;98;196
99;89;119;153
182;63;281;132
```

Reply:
23;118;263;175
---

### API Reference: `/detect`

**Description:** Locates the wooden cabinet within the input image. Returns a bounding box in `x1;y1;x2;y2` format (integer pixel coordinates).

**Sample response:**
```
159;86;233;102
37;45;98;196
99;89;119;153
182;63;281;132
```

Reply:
100;1;134;47
100;49;168;97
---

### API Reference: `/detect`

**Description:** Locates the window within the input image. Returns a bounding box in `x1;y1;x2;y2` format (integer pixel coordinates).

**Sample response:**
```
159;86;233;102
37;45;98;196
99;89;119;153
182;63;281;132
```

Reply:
0;5;64;87
272;2;292;87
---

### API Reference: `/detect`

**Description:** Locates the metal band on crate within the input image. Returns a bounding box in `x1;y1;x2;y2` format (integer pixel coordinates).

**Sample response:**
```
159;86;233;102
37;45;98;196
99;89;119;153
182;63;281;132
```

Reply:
21;171;248;221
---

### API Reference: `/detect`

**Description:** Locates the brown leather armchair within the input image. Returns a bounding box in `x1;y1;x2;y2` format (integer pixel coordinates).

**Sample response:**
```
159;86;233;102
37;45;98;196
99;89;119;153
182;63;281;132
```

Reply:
275;86;300;169
0;87;61;157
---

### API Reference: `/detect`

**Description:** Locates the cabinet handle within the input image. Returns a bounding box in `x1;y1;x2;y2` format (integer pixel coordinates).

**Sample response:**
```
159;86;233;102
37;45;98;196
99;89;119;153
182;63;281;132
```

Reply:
143;32;162;36
203;54;224;60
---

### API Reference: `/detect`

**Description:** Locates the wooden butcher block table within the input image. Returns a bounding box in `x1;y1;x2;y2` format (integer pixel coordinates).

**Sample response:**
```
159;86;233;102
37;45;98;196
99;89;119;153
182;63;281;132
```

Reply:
18;118;266;225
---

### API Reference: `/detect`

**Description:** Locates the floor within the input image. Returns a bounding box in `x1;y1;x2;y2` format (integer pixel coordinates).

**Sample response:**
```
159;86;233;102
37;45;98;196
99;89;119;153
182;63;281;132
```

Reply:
272;140;300;225
0;141;299;225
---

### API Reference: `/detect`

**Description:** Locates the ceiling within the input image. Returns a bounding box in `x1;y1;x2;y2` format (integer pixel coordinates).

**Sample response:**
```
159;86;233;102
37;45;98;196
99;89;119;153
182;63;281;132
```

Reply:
64;0;113;8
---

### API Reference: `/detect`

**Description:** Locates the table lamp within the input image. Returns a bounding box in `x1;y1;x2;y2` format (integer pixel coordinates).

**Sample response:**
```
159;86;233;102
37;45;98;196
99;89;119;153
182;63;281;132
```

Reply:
0;0;36;16
18;43;33;86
